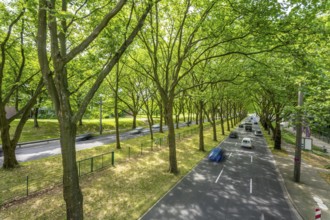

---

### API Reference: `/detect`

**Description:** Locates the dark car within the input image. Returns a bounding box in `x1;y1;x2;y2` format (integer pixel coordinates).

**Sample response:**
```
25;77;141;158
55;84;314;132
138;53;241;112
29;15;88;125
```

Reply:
229;131;238;138
239;124;244;128
245;122;253;131
76;133;93;141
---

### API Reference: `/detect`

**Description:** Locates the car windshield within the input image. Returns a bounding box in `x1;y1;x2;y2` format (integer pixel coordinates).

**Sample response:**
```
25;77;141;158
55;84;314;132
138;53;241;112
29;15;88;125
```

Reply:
243;140;250;143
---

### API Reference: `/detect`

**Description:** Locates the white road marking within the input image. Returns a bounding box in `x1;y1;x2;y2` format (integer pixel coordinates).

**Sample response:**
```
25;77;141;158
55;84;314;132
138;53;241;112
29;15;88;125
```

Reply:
215;168;224;183
260;213;265;220
250;178;253;194
313;195;329;210
251;155;253;163
228;152;233;158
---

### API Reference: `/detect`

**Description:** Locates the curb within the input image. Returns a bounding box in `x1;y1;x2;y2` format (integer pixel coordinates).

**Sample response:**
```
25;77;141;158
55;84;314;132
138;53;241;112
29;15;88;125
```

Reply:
264;141;304;220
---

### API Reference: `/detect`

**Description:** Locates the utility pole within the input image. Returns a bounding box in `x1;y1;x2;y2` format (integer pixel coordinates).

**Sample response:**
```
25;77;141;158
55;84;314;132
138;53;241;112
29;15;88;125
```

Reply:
294;87;303;182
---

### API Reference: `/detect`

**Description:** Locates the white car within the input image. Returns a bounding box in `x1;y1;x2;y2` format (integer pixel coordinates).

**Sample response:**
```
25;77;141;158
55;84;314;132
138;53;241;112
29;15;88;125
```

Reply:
241;137;253;149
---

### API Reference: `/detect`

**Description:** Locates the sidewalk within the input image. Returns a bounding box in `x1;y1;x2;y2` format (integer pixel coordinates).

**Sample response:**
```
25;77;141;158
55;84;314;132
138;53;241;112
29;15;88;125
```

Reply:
285;127;330;153
273;128;330;220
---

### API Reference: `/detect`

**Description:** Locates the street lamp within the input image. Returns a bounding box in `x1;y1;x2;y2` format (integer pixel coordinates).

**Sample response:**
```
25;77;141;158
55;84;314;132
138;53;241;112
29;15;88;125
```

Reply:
99;94;103;135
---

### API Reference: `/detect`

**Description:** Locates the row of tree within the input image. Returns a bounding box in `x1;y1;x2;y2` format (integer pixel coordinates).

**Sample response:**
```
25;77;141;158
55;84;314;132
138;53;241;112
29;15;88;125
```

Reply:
1;0;328;218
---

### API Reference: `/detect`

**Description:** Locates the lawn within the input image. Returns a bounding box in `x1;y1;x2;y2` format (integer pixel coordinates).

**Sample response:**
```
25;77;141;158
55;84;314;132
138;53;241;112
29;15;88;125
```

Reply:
0;121;232;219
264;128;330;184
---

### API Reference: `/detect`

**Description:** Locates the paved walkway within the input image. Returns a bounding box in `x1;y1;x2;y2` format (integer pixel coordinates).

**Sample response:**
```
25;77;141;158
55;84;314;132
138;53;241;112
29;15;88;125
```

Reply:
273;128;330;220
285;127;330;153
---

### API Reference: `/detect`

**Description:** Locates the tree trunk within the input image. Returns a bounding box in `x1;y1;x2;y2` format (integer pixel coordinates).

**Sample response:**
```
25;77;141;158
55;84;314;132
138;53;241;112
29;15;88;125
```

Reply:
233;105;237;125
131;113;136;129
165;101;178;174
274;123;282;150
176;114;179;129
159;102;163;133
211;109;217;141
198;101;204;151
230;107;234;128
115;64;121;149
274;112;282;150
147;114;154;140
1;121;19;168
59;119;84;219
33;108;39;128
219;104;225;135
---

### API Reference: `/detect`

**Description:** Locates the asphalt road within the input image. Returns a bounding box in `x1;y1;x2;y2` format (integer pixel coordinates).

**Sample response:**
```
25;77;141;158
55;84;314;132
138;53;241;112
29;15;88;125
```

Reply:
140;124;300;220
0;124;174;166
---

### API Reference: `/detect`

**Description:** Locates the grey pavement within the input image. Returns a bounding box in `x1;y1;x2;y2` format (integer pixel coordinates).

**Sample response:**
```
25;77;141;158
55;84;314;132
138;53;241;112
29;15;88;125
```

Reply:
285;126;330;153
273;130;330;220
141;124;301;220
0;125;171;166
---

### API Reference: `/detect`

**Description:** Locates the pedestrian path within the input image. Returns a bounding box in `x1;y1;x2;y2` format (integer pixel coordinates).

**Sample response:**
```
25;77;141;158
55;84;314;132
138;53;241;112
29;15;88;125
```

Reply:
272;129;330;220
285;127;330;153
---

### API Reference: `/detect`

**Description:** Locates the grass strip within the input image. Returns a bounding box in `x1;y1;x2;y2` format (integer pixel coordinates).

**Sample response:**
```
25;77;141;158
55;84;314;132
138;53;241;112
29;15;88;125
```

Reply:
0;122;232;219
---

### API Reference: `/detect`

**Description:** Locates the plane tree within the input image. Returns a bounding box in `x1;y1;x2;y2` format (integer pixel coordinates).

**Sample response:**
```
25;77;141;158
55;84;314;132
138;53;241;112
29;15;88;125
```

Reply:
36;0;153;218
0;2;44;168
130;0;295;173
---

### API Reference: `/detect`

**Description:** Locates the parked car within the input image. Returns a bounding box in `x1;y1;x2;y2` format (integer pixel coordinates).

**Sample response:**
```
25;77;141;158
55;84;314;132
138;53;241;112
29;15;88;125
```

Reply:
229;131;238;138
239;124;244;128
254;130;263;136
241;137;253;149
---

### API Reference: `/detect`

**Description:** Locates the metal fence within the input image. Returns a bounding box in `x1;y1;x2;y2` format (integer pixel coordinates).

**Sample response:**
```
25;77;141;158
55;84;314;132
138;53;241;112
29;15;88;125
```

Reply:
312;129;330;144
0;121;226;206
77;152;114;176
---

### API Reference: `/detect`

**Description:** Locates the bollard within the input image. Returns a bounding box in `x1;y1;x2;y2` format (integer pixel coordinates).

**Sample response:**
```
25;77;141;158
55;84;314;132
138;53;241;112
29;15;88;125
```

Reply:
111;151;114;166
26;176;29;196
315;208;321;220
91;157;94;172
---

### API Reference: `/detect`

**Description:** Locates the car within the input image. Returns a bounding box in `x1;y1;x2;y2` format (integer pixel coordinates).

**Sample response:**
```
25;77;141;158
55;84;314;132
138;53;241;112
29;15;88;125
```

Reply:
254;130;263;136
185;121;192;126
245;122;252;131
239;124;244;128
241;137;253;149
76;133;93;141
152;124;160;129
128;127;144;135
254;121;258;124
229;131;238;138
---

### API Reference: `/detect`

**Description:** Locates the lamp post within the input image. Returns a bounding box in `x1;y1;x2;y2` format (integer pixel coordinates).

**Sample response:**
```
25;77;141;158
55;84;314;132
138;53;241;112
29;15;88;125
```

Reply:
99;94;103;135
